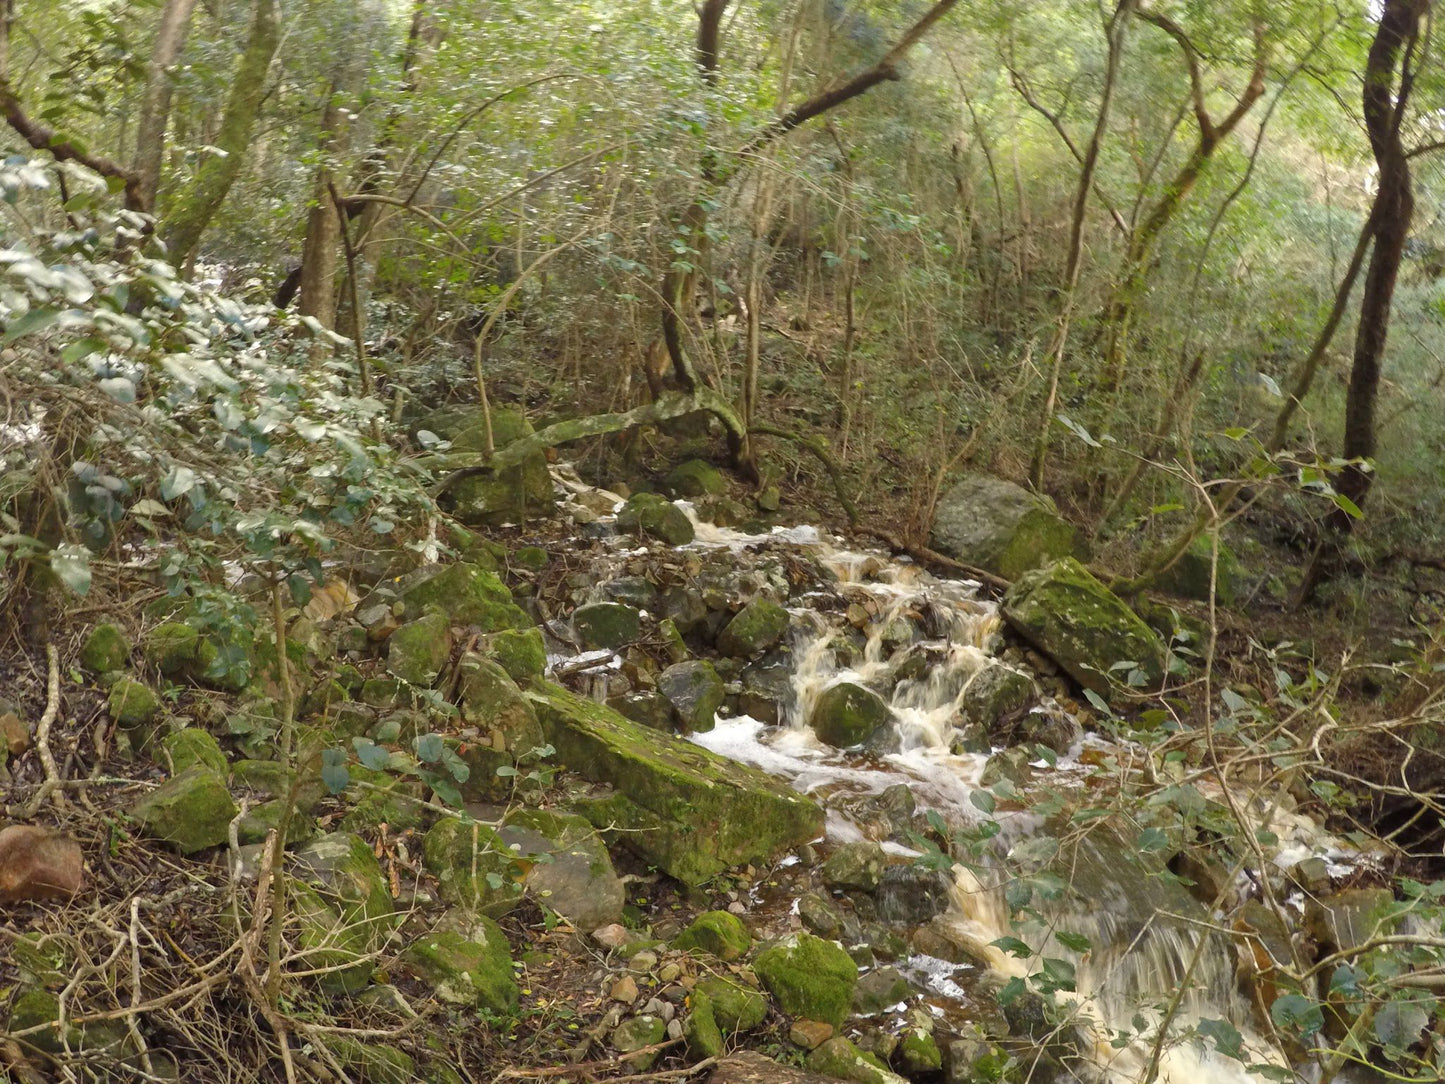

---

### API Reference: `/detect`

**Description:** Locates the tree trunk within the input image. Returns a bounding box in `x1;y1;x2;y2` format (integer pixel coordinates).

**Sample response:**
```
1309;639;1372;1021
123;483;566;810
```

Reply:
132;0;199;213
298;97;348;331
157;0;279;266
1336;0;1425;515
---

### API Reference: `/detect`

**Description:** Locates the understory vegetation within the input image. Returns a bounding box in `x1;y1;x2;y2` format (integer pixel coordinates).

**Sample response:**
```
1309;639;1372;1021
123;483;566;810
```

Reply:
5;2;1445;1083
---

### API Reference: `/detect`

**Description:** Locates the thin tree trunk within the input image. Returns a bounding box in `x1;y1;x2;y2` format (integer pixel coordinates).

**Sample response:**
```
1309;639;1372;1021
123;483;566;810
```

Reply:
298;96;348;331
133;0;199;212
158;0;279;265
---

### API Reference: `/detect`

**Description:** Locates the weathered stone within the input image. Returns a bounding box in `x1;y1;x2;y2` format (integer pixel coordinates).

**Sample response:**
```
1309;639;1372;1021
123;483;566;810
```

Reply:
674;910;751;961
899;1028;943;1074
130;767;237;853
400;921;517;1013
805;1037;906;1084
709;1052;841;1084
821;842;889;893
512;545;549;572
456;653;545;755
144;621;200;675
0;826;84;901
798;892;844;939
979;746;1034;788
1304;888;1398;954
852;966;913;1014
790;1019;834;1050
665;459;727;498
488;626;547;681
930;474;1083;580
161;728;228;777
613;1014;667;1069
79;623;129;673
0;711;29;754
528;682;824;885
574;601;641;650
876;866;954;925
392;562;530;629
328;1039;416;1084
717;600;790;658
108;677;161;728
502;808;625;930
617;492;695;546
685;993;725;1058
810;682;890;748
237;799;318;846
1002;558;1167;695
610;690;675;731
424;405;554;525
957;664;1036;730
658;660;724;733
754;933;858;1026
1155;534;1241;605
386;613;452;686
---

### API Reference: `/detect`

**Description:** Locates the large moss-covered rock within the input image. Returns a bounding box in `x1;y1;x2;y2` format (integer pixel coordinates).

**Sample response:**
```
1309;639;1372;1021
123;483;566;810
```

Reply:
1002;558;1167;695
658;660;724;733
674;910;751;961
80;623;129;673
684;993;725;1058
717;599;790;658
1155;534;1242;604
108;677;160;728
665;459;727;498
931;474;1083;580
695;974;768;1032
328;1039;416;1084
754;933;859;1026
573;602;641;650
501;808;625;929
399;922;517;1013
426;405;554;526
144;621;200;675
957;664;1036;730
613;1014;667;1069
852;966;913;1014
386;613;452;685
422;817;523;913
821;841;888;892
291;833;399;993
130;767;237;852
393;562;530;630
617;492;694;546
809;682;890;748
527;681;824;885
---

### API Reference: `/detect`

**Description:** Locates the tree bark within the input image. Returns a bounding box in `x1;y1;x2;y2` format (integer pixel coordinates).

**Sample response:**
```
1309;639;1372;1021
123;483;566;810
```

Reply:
1336;0;1425;515
132;0;199;213
157;0;279;266
298;97;348;331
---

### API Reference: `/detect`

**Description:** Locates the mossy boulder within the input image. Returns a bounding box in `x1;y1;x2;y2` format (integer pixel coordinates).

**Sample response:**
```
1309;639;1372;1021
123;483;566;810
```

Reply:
664;458;727;498
658;660;724;733
328;1039;416;1084
573;602;641;650
107;677;161;728
144;621;200;675
674;910;751;961
501;808;625;929
399;922;517;1013
613;1014;668;1069
80;623;129;673
957;664;1037;730
456;653;546;759
1002;558;1167;695
489;626;547;681
717;599;790;658
291;832;399;993
806;1037;907;1084
426;405;554;526
393;562;530;630
695;974;768;1033
754;933;859;1026
899;1028;943;1074
7;988;81;1053
809;682;890;748
130;766;237;853
684;994;725;1058
821;841;888;892
161;728;228;777
422;817;523;913
386;613;452;686
1155;534;1242;604
852;966;913;1014
930;474;1084;580
527;681;824;885
617;492;694;546
237;798;318;846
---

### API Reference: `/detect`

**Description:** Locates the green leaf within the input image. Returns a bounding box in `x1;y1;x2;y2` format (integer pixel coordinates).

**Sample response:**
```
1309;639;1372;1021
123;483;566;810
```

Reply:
1054;931;1091;953
1196;1018;1244;1061
995;976;1027;1006
352;738;391;771
1374;997;1429;1050
160;466;198;501
1056;413;1102;448
1;307;62;345
1137;827;1170;852
990;936;1032;958
414;733;444;763
970;789;996;814
1330;492;1363;520
49;543;91;595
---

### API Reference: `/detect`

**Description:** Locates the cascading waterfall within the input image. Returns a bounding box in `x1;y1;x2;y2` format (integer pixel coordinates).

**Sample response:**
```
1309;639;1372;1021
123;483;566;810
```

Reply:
681;515;1299;1084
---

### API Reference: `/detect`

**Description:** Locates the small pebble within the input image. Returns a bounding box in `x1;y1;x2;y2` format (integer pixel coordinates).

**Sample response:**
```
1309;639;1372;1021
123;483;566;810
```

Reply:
658;962;682;983
628;950;658;973
592;924;630;949
666;1019;685;1042
727;901;746;915
610;976;639;1003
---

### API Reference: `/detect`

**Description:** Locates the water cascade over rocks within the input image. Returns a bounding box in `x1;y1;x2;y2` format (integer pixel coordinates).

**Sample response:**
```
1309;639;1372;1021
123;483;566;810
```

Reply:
551;484;1377;1084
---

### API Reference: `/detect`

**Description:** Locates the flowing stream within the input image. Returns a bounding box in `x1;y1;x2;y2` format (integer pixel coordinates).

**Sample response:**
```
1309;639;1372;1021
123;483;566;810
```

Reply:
559;487;1373;1084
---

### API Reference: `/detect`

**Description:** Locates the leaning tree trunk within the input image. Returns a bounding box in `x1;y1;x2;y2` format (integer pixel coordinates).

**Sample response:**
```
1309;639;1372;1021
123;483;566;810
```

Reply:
1336;0;1425;517
158;0;279;266
132;0;199;213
